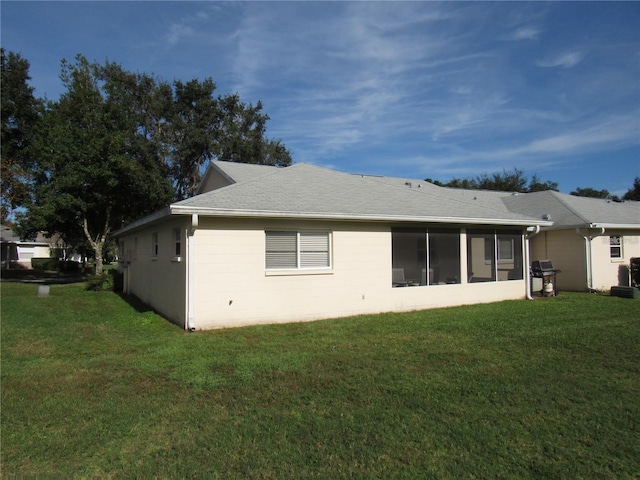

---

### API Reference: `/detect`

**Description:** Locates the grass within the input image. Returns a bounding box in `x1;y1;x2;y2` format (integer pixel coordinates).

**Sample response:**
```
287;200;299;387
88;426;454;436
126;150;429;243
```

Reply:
1;281;639;479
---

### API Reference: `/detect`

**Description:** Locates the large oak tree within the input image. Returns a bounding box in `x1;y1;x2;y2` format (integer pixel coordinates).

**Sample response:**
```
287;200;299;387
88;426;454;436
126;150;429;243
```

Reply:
14;54;292;273
1;49;43;223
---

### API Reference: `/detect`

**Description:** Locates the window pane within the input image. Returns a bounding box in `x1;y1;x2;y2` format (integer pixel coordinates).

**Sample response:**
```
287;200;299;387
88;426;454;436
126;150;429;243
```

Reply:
498;238;513;260
429;228;460;284
266;231;297;269
610;236;622;258
497;232;523;280
392;228;426;286
467;229;495;282
300;232;330;268
174;229;181;256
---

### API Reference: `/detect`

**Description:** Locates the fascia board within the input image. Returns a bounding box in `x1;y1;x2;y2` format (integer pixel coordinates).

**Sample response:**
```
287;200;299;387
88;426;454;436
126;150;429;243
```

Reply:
169;205;551;227
543;222;640;231
111;207;171;237
587;223;640;230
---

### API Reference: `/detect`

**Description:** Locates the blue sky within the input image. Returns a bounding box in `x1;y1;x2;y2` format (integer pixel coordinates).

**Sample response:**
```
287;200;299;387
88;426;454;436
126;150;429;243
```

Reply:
3;1;639;195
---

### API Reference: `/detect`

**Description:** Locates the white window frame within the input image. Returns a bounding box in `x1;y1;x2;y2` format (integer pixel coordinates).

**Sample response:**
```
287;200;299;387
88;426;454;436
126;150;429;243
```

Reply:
497;237;514;262
174;228;181;257
151;232;159;257
610;236;622;259
265;230;332;271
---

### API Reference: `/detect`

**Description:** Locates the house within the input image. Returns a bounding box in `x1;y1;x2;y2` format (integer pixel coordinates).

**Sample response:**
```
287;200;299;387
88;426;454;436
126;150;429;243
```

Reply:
114;161;562;330
1;224;51;270
503;191;640;292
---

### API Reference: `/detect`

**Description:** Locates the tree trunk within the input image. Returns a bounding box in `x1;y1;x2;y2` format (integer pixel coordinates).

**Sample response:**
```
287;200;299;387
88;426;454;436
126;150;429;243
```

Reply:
82;215;110;275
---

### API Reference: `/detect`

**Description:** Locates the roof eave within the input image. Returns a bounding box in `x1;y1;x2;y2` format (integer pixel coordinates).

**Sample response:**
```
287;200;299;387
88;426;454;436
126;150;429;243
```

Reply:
542;222;640;231
112;207;171;237
170;205;550;227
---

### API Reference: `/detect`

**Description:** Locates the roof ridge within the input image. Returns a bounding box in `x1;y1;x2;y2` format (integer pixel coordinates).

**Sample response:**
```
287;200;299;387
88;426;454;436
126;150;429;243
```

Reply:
547;190;591;224
363;172;535;219
177;162;297;206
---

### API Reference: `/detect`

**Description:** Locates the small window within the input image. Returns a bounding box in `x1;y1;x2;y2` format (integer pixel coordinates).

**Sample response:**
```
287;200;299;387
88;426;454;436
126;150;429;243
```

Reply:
152;232;158;256
498;237;514;261
174;229;181;256
610;236;622;258
265;231;331;270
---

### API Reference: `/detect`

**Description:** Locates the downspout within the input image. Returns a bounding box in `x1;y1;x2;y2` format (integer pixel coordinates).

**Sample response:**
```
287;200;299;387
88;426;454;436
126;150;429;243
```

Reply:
576;226;605;292
525;225;541;300
186;213;198;331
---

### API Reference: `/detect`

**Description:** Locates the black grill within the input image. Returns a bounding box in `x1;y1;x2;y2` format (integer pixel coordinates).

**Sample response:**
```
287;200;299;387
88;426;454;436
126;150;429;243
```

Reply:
531;260;560;296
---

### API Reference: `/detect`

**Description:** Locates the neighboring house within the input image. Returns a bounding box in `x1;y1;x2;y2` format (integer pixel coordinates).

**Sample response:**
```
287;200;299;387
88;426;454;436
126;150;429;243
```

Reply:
504;191;640;292
1;224;51;270
114;161;555;330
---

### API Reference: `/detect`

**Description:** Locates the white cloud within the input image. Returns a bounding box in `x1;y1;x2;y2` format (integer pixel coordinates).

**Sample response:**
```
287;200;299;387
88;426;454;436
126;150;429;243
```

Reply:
167;23;194;47
508;26;541;41
536;51;585;68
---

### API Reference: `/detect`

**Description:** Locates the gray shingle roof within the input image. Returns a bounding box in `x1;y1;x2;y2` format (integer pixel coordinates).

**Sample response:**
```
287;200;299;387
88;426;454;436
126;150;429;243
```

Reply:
173;162;545;226
503;190;640;228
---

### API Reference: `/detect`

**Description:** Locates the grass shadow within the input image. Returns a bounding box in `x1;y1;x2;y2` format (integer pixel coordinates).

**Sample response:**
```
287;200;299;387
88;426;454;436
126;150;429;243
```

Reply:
116;291;155;314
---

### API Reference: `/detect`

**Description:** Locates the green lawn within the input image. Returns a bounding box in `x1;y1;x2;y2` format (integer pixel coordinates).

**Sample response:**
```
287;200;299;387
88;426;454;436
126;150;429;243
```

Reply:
1;281;639;479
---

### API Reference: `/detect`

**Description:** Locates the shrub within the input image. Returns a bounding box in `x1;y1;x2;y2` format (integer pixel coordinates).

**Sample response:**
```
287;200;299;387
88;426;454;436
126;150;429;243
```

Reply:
110;269;124;292
86;272;113;291
31;258;58;271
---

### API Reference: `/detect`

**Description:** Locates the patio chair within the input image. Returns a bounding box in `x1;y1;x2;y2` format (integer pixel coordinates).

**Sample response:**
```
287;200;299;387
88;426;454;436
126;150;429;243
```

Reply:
392;268;408;287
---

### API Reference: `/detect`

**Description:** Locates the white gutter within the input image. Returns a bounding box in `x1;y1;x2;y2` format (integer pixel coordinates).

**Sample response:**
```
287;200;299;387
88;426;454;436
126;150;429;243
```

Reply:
525;225;541;300
169;205;551;228
186;213;198;331
576;226;606;292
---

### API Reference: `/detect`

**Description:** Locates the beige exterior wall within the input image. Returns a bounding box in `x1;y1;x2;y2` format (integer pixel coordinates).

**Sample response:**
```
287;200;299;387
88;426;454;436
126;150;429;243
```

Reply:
530;229;640;291
190;219;528;329
119;219;189;328
591;231;640;290
530;230;586;291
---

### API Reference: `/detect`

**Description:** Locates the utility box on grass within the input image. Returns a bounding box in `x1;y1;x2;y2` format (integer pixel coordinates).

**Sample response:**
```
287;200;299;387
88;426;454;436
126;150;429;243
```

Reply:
610;286;639;299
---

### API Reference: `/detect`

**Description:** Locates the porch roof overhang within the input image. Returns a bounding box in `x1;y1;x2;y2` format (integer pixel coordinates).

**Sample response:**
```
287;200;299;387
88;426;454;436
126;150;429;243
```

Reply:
113;204;551;237
542;222;640;232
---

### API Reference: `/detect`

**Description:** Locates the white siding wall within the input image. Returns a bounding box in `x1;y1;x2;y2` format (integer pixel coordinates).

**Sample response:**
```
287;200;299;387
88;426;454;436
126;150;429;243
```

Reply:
119;219;188;327
191;218;528;329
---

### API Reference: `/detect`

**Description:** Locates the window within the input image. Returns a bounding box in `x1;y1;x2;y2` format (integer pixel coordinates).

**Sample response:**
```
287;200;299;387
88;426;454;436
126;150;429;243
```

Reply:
498;237;514;261
174;229;181;256
152;232;158;256
265;231;331;270
467;229;523;282
610;236;622;258
391;228;460;286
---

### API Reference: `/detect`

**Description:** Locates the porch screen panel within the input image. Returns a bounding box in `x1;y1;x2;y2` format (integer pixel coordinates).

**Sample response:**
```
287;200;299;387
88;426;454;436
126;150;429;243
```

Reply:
429;228;460;284
391;228;427;286
497;231;523;280
466;229;496;282
265;231;297;269
300;232;330;268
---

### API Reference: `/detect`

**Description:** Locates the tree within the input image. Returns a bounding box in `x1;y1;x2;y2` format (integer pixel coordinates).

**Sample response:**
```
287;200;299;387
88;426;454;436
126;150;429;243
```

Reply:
18;55;174;273
527;174;559;193
622;177;640;201
1;49;43;224
96;62;292;200
427;168;559;193
16;54;293;272
570;187;611;199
